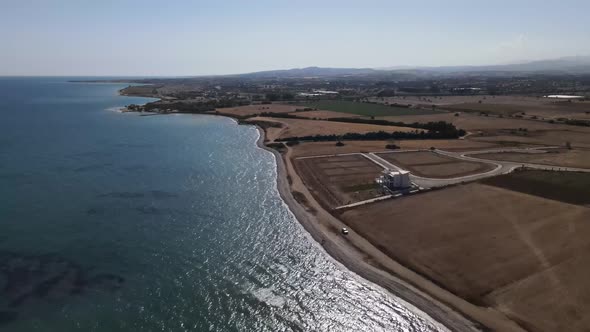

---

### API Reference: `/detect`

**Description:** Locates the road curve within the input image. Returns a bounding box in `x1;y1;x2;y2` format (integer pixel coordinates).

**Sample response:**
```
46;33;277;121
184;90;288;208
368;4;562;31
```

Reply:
365;147;590;188
295;147;590;189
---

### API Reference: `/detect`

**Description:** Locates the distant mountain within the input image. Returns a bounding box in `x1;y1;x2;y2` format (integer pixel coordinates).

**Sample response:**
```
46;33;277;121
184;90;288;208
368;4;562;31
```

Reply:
389;56;590;75
233;57;590;80
490;56;590;73
237;66;377;78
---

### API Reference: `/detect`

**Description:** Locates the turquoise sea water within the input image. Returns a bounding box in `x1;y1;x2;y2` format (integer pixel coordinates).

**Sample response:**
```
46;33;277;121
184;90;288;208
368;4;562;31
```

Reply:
0;78;444;331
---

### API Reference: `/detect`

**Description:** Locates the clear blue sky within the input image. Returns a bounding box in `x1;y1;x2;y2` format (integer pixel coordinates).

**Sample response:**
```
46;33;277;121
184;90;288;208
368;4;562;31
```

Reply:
1;0;589;76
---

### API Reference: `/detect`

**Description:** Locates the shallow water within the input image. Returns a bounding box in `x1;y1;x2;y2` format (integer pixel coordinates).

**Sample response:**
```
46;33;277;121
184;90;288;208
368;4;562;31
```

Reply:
0;77;445;331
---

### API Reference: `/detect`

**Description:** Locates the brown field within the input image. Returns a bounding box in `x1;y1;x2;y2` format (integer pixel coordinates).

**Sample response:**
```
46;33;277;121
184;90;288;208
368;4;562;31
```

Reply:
248;116;418;140
293;154;384;209
481;170;590;206
378;111;590;151
372;95;590;119
379;112;579;132
410;162;491;178
474;148;590;169
376;151;494;178
290;140;501;158
216;104;301;117
445;101;590;119
290;110;361;119
340;183;590;332
379;151;454;165
471;128;590;149
373;95;568;107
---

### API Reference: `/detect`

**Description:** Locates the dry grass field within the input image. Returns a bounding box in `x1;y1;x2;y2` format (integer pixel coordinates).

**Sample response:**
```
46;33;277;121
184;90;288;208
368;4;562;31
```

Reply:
474;148;590;169
379;151;456;165
481;170;590;205
445;101;590;119
372;95;556;107
293;154;384;209
376;151;494;178
471;128;590;149
378;111;590;152
410;162;490;178
290;140;501;158
372;95;590;119
300;100;442;116
247;116;418;140
374;112;589;150
379;112;578;131
340;182;590;332
216;104;301;117
290;110;361;119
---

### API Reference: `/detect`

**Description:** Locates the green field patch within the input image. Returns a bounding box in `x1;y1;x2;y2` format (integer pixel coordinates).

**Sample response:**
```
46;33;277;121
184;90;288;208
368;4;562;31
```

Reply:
480;170;590;205
303;100;442;117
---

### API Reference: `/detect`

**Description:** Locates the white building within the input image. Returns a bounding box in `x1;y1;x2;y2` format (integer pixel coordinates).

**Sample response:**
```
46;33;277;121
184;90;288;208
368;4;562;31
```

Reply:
312;89;339;95
377;170;411;190
544;95;585;99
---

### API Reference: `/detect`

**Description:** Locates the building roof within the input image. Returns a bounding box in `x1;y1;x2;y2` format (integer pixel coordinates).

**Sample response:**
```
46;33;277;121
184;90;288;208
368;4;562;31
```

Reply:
387;170;410;176
544;95;584;99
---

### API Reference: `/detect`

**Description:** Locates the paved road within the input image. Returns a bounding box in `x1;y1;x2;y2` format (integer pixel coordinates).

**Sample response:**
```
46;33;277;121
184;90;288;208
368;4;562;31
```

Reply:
450;148;590;173
295;147;590;189
363;153;493;188
334;194;394;210
363;147;590;189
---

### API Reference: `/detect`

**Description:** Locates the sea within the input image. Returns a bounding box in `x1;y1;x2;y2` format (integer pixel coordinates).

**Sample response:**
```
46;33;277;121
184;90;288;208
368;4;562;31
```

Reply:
0;77;445;331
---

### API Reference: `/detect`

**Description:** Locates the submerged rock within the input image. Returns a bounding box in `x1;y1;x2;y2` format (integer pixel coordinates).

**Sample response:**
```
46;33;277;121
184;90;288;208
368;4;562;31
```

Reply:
0;251;125;322
0;311;17;325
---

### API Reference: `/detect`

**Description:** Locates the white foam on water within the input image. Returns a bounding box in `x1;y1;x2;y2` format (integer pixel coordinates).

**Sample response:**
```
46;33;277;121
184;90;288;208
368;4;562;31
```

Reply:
251;287;286;308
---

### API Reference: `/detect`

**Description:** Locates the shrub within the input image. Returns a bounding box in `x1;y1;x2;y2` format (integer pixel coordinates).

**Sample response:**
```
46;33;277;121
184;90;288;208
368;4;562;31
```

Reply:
565;119;590;127
279;128;465;143
385;144;400;150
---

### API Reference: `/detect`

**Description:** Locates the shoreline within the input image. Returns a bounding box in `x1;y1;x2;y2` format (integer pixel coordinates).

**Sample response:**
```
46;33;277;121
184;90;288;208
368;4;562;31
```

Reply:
117;94;524;332
253;126;482;332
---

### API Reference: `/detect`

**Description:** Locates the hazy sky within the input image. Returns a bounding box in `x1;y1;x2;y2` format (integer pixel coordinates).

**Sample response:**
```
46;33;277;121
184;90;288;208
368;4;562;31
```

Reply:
1;0;589;76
